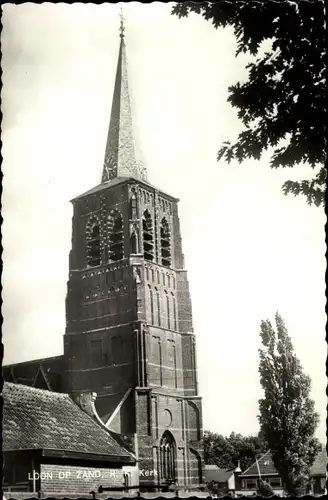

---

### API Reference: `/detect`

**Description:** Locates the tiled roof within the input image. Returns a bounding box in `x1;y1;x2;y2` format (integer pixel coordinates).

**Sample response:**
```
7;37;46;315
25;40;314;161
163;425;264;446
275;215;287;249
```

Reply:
204;465;233;483
241;450;327;478
310;450;327;476
241;452;278;477
2;382;134;462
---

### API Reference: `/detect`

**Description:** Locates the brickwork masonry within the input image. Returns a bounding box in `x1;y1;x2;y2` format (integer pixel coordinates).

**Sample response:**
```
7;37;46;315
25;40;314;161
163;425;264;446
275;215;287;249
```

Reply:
40;463;128;494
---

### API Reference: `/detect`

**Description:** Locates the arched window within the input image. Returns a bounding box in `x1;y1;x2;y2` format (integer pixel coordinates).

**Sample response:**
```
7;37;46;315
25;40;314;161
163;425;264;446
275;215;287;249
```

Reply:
130;192;137;219
108;211;124;262
165;291;170;329
160;218;171;267
131;231;138;254
143;210;154;261
148;285;154;325
156;288;161;326
155;287;161;326
86;219;101;267
173;345;177;388
160;431;176;484
172;293;177;331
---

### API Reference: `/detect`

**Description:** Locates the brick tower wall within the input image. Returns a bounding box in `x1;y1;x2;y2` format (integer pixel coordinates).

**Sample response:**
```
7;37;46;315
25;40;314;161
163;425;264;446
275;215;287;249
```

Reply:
64;178;204;487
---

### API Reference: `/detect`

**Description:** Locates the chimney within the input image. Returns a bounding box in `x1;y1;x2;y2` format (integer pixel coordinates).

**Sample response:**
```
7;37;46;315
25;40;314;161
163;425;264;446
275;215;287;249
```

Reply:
234;461;242;491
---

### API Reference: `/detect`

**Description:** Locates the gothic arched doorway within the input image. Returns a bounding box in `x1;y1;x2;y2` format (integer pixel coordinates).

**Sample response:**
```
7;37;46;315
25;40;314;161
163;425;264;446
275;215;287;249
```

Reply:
160;431;176;486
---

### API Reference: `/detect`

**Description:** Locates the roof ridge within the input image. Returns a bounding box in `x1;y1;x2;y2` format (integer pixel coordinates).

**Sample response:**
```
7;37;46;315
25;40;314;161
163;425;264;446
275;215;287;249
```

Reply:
3;354;63;367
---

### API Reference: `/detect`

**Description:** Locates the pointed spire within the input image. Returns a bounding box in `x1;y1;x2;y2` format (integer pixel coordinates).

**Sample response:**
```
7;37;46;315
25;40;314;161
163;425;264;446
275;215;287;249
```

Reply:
119;4;125;39
101;8;147;184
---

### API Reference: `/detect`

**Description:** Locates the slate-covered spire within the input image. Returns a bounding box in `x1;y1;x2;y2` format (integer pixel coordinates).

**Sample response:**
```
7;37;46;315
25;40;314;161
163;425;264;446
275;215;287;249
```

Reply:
101;10;147;183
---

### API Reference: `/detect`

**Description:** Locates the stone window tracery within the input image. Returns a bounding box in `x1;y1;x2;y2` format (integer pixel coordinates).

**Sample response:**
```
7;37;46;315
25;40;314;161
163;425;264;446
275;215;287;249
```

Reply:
160;431;176;483
108;211;124;262
142;210;154;261
86;218;101;267
160;218;171;267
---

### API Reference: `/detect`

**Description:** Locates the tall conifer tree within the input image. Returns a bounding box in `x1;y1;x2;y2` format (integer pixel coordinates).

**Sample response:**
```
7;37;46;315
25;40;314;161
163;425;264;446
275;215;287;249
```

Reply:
258;312;320;495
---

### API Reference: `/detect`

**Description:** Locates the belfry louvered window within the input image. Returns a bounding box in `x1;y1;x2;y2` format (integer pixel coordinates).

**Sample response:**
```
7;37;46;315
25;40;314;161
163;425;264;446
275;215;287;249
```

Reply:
108;211;124;262
143;210;154;261
160;218;171;267
86;222;101;267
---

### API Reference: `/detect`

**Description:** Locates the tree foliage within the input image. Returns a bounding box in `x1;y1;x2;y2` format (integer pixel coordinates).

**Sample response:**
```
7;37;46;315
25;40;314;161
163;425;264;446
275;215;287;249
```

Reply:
258;312;320;496
204;430;267;472
172;1;326;206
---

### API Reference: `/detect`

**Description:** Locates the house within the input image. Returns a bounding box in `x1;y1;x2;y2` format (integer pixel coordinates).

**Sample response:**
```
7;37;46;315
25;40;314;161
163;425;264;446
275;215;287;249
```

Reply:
236;451;284;497
236;450;327;497
2;382;137;495
309;449;327;495
204;464;239;495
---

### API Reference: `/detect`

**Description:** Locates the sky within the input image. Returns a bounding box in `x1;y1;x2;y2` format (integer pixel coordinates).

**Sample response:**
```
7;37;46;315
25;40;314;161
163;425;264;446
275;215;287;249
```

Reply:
2;3;326;442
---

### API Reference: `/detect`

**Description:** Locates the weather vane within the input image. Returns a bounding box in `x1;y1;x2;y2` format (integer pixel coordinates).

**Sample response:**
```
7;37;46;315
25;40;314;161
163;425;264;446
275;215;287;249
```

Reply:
119;4;125;38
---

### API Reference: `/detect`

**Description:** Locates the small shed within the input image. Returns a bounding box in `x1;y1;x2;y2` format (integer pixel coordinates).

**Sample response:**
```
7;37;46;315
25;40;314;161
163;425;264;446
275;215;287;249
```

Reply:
204;464;235;494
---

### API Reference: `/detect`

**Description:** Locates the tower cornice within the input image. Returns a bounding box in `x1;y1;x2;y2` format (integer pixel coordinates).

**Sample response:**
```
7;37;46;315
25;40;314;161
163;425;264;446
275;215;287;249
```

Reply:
71;177;179;203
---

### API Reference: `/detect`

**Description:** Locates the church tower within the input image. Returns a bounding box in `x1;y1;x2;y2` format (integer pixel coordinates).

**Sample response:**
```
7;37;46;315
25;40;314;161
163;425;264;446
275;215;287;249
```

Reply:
65;16;204;489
